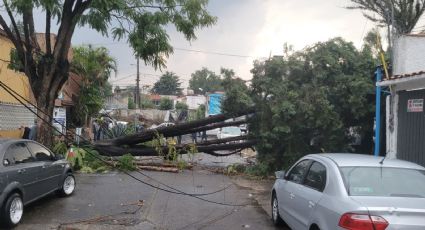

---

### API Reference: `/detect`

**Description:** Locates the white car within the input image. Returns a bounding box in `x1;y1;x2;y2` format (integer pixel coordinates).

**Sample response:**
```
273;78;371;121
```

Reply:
271;153;425;230
217;126;242;139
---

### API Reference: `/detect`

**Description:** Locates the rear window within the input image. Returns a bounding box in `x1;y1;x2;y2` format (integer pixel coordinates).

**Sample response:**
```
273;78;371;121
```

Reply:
340;167;425;198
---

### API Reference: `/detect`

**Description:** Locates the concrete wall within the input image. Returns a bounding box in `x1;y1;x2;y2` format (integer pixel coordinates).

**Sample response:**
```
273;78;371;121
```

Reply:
393;35;425;75
117;109;167;122
186;95;206;110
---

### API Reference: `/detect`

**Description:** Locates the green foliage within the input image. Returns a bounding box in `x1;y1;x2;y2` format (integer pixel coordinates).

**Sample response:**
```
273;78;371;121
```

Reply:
159;98;174;110
118;153;137;171
189;68;223;94
66;147;108;173
221;68;253;116
66;147;86;169
140;95;155;109
175;101;188;110
224;38;378;171
348;0;425;34
104;124;134;139
52;141;68;156
195;104;206;120
226;164;246;175
152;72;182;95
71;46;117;126
245;162;273;178
128;97;136;109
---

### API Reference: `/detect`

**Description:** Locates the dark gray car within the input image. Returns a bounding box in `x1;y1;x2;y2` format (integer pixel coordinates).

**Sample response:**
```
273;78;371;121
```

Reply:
0;138;75;228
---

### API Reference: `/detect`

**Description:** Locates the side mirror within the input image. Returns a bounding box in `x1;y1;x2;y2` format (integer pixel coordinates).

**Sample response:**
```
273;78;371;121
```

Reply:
275;170;286;180
54;154;65;161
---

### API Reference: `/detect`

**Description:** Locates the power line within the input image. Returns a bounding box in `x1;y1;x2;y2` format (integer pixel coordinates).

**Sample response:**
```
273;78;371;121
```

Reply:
85;42;261;59
0;80;247;207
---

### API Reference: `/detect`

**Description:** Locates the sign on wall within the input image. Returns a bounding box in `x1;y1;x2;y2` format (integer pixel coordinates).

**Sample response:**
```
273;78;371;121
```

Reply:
53;107;66;134
407;99;424;112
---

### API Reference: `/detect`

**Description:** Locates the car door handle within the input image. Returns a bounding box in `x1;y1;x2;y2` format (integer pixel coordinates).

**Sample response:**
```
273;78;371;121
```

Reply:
17;169;26;174
308;201;315;208
289;193;295;199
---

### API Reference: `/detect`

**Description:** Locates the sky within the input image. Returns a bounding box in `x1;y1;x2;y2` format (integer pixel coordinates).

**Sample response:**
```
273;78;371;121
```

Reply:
30;0;425;89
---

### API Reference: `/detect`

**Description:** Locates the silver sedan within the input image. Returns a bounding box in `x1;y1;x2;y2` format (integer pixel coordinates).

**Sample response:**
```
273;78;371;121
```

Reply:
271;153;425;230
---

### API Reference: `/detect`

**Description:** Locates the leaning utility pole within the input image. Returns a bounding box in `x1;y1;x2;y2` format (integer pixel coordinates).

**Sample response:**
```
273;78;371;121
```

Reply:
135;57;140;109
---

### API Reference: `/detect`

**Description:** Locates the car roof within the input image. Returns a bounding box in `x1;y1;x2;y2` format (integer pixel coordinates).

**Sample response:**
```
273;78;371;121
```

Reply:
309;153;425;170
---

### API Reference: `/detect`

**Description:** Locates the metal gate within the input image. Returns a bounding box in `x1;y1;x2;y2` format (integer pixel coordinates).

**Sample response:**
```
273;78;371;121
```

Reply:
397;89;425;166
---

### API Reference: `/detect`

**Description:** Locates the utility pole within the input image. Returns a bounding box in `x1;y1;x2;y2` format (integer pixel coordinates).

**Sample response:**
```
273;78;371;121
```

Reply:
136;57;140;109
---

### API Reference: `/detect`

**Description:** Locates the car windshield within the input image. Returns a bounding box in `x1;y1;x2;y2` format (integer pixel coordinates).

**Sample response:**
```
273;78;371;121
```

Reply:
222;127;241;135
340;167;425;198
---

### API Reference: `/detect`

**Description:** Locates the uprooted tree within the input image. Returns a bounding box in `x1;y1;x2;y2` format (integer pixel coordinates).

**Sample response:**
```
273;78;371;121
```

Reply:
94;108;255;157
0;0;216;147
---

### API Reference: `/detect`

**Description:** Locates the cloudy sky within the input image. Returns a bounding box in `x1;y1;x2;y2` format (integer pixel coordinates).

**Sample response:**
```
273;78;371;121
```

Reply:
58;1;421;88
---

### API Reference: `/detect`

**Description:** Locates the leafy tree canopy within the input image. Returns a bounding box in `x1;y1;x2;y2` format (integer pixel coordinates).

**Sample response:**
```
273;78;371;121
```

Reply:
348;0;425;34
151;71;182;95
159;97;173;110
189;67;223;94
223;37;378;170
221;68;252;116
71;45;116;126
0;0;215;146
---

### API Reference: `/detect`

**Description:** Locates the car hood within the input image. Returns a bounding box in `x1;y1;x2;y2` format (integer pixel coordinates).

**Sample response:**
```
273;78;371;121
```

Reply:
351;197;425;229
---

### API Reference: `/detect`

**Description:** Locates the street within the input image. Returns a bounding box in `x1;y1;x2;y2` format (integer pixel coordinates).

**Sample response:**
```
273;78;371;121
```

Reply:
15;169;283;230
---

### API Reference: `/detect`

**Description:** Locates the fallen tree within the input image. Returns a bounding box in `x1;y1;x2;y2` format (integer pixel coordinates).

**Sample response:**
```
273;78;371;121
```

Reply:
95;140;257;157
95;108;254;147
196;136;248;146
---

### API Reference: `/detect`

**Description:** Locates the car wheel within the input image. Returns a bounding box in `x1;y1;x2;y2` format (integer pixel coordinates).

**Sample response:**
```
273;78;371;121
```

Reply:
271;194;284;226
57;173;76;197
1;193;23;228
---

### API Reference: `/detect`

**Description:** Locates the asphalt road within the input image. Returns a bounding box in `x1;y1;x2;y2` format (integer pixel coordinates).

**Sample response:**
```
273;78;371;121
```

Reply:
14;169;284;230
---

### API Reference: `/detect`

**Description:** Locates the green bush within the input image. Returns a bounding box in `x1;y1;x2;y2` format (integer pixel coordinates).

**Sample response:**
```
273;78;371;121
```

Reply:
53;141;68;156
175;101;188;110
118;153;137;171
245;162;272;178
159;98;173;110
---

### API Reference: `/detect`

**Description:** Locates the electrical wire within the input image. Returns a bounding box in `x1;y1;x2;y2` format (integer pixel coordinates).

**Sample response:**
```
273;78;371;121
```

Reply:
0;81;247;207
0;81;231;199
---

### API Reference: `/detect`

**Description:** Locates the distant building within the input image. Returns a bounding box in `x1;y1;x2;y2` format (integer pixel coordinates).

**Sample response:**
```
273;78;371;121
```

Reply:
378;34;425;166
185;95;206;110
206;92;224;116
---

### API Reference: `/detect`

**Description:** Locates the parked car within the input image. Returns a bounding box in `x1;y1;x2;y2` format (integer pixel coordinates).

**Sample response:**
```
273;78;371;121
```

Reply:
0;139;75;227
271;153;425;230
217;126;242;139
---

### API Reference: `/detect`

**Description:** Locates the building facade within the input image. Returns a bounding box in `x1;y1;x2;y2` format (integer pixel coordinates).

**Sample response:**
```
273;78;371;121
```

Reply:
378;34;425;166
0;31;36;138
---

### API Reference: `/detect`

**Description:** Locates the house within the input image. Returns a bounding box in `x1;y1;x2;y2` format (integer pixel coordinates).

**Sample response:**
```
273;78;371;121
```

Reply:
0;30;79;137
0;30;36;138
377;34;425;166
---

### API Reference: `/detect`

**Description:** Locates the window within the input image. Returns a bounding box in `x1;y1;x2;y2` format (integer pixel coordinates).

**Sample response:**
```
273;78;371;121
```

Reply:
340;167;425;198
27;142;53;161
287;160;311;184
304;162;327;192
4;143;34;165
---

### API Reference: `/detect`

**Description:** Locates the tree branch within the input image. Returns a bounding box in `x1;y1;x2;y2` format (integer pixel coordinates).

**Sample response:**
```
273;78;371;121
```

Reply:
95;140;257;157
45;9;52;55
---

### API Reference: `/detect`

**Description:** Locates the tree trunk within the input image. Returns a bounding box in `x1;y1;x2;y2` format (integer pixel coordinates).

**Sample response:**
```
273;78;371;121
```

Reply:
36;96;55;147
95;109;254;147
95;140;257;157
